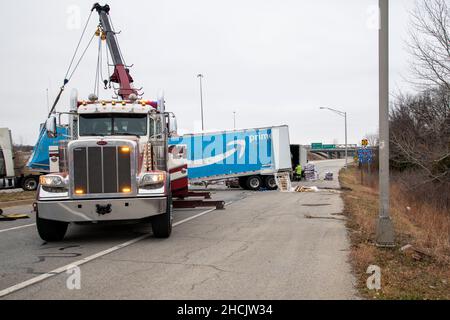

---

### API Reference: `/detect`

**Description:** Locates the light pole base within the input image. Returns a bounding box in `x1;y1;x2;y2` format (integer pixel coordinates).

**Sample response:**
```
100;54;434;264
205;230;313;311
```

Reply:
376;216;395;247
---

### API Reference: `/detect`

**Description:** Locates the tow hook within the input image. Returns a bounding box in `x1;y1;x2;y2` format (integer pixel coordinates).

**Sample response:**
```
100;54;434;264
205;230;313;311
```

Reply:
96;204;112;215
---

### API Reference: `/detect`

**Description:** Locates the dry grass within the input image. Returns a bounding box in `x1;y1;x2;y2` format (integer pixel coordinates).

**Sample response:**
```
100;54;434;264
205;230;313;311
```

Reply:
0;191;36;203
340;165;450;300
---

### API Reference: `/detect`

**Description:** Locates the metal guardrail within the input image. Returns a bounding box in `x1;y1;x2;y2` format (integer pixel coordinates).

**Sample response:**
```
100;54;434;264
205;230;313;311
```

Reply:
305;144;359;150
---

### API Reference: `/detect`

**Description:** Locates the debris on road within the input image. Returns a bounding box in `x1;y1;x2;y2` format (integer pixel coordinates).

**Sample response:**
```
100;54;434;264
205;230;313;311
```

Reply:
324;172;334;181
304;214;347;221
0;209;30;221
294;186;319;193
275;172;292;192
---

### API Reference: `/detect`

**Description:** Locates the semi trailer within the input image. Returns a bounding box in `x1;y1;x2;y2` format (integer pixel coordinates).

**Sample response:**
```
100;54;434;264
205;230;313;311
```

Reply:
169;125;292;191
290;144;308;171
0;128;43;191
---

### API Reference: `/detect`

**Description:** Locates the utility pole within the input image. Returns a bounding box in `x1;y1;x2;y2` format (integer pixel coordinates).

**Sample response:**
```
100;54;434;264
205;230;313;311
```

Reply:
376;0;395;247
233;111;236;129
197;74;205;131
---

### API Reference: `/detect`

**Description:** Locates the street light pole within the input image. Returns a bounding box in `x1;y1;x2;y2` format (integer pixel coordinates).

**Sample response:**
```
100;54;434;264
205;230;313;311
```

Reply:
233;111;236;129
320;107;348;169
376;0;395;247
197;74;204;131
344;111;348;169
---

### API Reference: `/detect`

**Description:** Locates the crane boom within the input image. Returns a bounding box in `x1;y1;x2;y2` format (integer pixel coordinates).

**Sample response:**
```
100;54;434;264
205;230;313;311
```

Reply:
93;3;137;100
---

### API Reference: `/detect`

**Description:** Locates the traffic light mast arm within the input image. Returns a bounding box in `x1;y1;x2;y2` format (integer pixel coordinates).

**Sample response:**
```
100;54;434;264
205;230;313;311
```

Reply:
93;3;137;100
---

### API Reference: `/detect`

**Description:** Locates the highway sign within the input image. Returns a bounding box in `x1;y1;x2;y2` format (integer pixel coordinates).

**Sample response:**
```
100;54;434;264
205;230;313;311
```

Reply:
362;139;369;147
311;143;336;150
358;148;373;164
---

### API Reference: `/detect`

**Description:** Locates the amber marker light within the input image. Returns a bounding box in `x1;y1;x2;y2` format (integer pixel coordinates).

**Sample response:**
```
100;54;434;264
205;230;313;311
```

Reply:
120;146;130;153
75;189;84;195
122;187;131;193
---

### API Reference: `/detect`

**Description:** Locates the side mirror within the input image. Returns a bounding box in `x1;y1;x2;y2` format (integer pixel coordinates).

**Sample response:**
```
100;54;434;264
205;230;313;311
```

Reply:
45;115;57;138
168;114;178;136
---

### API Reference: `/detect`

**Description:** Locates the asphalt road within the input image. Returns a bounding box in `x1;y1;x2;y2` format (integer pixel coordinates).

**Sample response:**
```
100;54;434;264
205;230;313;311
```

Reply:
0;159;356;299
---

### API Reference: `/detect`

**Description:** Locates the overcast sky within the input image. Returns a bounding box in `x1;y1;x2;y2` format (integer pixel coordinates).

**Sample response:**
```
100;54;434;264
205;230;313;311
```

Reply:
1;0;415;145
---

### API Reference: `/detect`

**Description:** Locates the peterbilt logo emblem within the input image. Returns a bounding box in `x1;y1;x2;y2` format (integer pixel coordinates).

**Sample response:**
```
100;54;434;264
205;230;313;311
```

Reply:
97;141;108;146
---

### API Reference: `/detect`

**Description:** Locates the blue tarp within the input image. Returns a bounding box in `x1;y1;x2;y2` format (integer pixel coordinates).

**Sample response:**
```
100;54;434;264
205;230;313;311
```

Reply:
27;126;69;172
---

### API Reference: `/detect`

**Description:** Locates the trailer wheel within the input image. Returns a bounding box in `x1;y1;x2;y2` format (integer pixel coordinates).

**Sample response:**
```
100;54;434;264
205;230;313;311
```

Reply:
151;196;173;238
264;175;278;190
22;176;38;191
246;175;262;191
36;213;68;242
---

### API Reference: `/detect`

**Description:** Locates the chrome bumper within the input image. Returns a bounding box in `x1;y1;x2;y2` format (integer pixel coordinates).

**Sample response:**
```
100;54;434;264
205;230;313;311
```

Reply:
37;197;167;222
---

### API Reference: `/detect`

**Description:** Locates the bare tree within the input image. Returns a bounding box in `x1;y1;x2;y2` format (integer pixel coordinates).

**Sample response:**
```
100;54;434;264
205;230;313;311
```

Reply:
390;88;449;183
365;132;379;147
408;0;450;90
390;0;450;204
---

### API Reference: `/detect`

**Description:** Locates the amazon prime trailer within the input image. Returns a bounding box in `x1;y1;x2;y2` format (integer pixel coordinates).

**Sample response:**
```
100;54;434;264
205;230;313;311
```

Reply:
169;125;292;191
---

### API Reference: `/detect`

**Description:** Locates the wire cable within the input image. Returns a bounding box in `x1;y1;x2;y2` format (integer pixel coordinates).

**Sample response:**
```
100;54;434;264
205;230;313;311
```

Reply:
63;10;93;83
66;32;96;82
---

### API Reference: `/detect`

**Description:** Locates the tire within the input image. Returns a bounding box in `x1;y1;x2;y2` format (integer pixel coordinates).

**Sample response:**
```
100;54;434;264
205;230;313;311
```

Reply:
246;175;262;191
36;213;69;242
264;175;278;190
151;196;173;238
22;176;38;191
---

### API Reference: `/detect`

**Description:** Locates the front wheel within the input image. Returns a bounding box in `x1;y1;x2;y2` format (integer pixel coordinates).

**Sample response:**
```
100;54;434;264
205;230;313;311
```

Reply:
36;213;69;242
151;196;173;238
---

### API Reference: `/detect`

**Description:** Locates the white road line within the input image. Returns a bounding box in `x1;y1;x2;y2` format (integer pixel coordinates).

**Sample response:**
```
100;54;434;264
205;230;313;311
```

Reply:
0;207;219;298
0;223;36;234
173;208;216;227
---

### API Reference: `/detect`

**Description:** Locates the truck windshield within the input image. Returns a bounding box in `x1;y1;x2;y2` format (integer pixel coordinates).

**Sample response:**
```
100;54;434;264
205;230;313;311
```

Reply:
79;114;148;137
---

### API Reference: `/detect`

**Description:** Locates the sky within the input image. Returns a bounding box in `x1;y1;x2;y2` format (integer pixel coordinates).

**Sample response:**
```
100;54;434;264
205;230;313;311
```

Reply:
0;0;416;146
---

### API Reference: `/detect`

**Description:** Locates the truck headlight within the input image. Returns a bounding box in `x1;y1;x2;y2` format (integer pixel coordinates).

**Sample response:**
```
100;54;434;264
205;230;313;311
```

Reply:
39;174;67;192
139;172;165;189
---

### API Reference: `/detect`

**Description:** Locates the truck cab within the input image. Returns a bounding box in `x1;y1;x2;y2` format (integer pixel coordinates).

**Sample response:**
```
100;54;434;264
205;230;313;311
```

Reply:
35;94;185;241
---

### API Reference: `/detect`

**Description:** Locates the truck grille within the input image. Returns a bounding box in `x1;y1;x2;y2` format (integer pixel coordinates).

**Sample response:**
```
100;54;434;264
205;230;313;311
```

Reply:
71;144;134;196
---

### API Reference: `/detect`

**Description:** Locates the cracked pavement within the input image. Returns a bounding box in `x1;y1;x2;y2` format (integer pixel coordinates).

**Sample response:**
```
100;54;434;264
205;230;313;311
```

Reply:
1;159;357;299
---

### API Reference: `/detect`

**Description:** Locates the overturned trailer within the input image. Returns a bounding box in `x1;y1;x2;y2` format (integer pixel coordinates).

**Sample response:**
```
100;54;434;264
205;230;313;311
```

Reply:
169;125;293;191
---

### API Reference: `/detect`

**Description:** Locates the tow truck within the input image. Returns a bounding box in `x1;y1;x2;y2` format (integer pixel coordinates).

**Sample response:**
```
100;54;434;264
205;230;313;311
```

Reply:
34;3;223;241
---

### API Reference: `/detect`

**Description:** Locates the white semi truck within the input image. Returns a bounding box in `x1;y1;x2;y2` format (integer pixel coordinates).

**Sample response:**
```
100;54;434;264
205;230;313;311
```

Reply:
0;128;42;191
